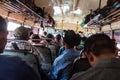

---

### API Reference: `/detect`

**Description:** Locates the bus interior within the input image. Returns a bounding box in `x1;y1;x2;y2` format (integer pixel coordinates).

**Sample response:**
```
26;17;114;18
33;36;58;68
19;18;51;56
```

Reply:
0;0;120;80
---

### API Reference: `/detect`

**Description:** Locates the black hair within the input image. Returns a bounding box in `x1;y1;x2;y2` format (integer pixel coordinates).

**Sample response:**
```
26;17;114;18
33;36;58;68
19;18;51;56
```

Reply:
63;30;76;48
29;31;33;36
74;34;81;46
56;34;61;42
44;31;47;36
32;34;40;43
84;33;116;56
46;33;54;43
0;16;7;32
81;37;87;42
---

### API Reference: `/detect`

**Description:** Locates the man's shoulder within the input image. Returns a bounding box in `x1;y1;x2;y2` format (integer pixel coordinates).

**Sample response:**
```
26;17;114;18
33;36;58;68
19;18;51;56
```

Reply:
70;68;92;80
0;55;40;80
0;55;22;61
70;58;120;80
0;55;32;69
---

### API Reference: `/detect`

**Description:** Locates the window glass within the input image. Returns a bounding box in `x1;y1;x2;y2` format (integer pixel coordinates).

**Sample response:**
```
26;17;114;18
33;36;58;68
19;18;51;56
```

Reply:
104;31;112;39
114;30;120;49
7;22;20;39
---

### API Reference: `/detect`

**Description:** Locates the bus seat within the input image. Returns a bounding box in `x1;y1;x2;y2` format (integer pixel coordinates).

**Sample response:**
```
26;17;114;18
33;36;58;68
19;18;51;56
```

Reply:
72;57;91;74
48;44;57;62
2;50;40;72
72;50;91;74
34;45;52;71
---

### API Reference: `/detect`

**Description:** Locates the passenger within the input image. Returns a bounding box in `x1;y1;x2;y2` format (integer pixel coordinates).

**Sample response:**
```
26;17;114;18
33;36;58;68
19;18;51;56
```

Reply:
70;33;119;80
28;31;33;43
0;16;40;80
46;33;54;44
6;26;31;50
46;33;57;62
14;26;30;40
41;31;47;38
58;31;67;56
78;37;87;50
5;25;43;74
49;30;79;80
58;46;65;55
74;34;81;50
54;34;62;56
32;34;52;72
31;34;41;45
55;34;62;47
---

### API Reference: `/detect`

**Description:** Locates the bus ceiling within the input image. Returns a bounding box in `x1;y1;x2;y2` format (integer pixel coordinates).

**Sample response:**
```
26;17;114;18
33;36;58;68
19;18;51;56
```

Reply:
0;0;120;32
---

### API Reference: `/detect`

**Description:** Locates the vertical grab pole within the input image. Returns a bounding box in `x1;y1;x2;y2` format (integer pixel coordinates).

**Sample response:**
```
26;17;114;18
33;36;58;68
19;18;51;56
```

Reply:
109;23;114;39
99;0;102;9
76;21;79;32
62;20;64;30
22;17;27;26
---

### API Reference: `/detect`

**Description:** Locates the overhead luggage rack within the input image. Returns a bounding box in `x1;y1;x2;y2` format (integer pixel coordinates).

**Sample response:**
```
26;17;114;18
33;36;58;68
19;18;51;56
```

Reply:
86;7;120;28
16;0;43;20
0;0;43;21
84;0;120;28
99;8;120;25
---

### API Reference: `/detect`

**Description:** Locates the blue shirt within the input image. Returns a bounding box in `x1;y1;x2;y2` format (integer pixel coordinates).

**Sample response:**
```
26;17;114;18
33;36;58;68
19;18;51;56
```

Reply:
0;55;41;80
49;49;79;80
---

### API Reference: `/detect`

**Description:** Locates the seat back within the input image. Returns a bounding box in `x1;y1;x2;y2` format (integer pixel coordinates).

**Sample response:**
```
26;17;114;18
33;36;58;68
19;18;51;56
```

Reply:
72;50;91;74
34;45;52;71
2;50;40;72
48;44;57;62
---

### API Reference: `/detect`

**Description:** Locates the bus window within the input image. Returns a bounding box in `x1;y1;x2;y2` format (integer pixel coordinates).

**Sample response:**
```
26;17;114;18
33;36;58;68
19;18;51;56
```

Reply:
7;22;21;39
7;22;20;31
33;27;39;34
114;30;120;49
114;30;120;56
104;31;112;39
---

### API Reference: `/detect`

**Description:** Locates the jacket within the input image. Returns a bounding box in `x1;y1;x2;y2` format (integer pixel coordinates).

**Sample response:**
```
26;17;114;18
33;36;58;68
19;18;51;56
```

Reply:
70;58;120;80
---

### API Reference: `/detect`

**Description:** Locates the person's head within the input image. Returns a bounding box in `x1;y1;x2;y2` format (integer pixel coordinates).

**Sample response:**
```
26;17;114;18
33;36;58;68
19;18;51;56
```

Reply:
55;34;61;42
32;34;40;43
14;26;30;40
46;33;54;43
84;33;118;65
29;31;33;37
0;16;8;53
43;31;47;36
62;30;76;49
74;34;81;46
81;37;87;43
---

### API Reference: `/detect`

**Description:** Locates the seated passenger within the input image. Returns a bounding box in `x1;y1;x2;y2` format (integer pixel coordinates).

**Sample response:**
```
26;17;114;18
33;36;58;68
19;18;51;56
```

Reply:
49;30;79;80
31;34;41;45
54;34;62;56
6;26;40;56
74;34;81;50
0;16;40;80
6;26;31;50
78;37;87;50
58;46;65;56
5;24;43;74
32;34;52;72
46;33;57;62
70;33;119;80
